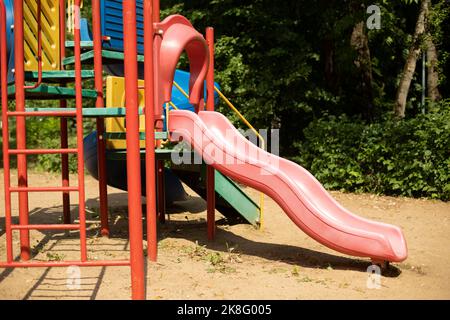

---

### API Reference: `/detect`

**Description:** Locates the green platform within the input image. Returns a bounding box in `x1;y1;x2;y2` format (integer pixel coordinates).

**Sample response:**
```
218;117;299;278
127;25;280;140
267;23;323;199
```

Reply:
65;40;94;49
8;84;98;100
24;107;145;118
24;70;95;83
63;49;144;66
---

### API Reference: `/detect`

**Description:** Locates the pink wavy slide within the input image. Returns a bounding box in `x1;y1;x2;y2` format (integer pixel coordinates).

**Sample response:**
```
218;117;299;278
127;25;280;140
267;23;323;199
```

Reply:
169;110;408;263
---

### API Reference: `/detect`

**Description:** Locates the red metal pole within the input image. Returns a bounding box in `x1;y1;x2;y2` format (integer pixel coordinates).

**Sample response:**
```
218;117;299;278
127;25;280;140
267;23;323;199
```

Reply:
157;161;165;224
60;0;71;224
14;0;30;261
74;0;88;262
152;0;163;135
1;0;13;263
144;0;158;262
92;0;109;237
206;27;216;240
123;0;146;300
152;0;160;22
152;0;165;227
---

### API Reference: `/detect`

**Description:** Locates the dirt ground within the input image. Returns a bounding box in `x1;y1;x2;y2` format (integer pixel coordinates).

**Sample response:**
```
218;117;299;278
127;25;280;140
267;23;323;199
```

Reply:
0;169;449;300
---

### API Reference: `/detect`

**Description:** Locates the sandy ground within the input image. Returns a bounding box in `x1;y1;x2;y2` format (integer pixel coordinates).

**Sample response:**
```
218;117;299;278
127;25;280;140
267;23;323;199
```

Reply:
0;170;449;300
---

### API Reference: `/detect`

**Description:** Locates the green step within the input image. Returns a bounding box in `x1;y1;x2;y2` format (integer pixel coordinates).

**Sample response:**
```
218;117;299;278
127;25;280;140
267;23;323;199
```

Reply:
24;70;95;83
63;49;144;66
65;40;94;49
8;84;97;100
24;107;143;118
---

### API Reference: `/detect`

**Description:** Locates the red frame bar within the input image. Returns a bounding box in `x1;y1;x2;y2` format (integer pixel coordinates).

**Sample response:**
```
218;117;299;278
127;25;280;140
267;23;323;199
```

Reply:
10;186;79;192
14;0;31;261
11;224;81;231
92;0;109;237
8;111;77;117
0;260;131;268
8;149;78;155
123;0;146;300
206;27;216;240
144;0;158;262
0;0;13;263
60;0;71;225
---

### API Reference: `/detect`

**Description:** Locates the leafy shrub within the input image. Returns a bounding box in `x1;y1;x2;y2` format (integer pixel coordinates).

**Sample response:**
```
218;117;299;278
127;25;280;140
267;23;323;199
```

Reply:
293;102;450;200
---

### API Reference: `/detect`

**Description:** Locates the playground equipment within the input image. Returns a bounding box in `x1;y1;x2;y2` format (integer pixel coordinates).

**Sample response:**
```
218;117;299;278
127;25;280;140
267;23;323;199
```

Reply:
0;0;407;300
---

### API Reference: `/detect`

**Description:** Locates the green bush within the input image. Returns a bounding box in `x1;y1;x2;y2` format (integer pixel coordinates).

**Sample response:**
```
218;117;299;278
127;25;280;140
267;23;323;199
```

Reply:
293;103;450;200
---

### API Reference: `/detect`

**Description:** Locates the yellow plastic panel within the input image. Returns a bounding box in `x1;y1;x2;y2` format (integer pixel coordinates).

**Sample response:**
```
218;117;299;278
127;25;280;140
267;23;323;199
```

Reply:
23;0;60;71
105;76;146;149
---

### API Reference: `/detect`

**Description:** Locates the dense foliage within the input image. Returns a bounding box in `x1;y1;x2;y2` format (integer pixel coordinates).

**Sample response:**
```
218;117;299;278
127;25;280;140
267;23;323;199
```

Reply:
293;100;450;200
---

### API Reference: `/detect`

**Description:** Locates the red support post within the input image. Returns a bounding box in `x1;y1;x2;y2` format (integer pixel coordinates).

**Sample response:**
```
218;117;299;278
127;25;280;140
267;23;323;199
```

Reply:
153;0;160;22
206;27;216;241
152;0;163;136
13;0;30;260
152;0;165;226
157;160;166;224
1;0;13;263
123;0;146;300
92;0;109;237
74;0;88;262
144;0;158;262
59;0;71;224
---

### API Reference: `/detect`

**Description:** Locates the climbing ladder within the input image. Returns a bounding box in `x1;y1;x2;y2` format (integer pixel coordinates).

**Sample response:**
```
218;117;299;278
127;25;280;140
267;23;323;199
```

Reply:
0;0;130;269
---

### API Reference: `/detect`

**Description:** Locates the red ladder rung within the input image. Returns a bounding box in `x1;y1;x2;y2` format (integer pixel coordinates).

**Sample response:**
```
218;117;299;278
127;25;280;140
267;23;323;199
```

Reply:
7;111;77;117
9;186;79;192
8;148;78;155
0;260;131;268
11;224;81;231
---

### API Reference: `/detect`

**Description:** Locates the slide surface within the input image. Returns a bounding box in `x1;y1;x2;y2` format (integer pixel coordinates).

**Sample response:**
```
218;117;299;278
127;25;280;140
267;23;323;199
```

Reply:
169;110;408;262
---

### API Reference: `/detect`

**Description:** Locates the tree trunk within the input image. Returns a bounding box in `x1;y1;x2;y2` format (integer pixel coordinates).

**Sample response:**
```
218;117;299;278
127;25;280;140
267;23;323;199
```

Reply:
323;35;337;92
351;21;374;120
425;36;442;101
394;0;429;118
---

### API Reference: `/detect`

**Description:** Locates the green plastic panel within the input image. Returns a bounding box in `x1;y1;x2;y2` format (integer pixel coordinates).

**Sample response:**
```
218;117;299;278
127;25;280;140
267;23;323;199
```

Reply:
214;170;260;227
199;164;261;227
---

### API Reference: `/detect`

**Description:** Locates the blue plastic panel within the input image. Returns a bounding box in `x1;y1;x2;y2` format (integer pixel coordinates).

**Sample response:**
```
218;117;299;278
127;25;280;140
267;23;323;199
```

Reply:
101;0;145;54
